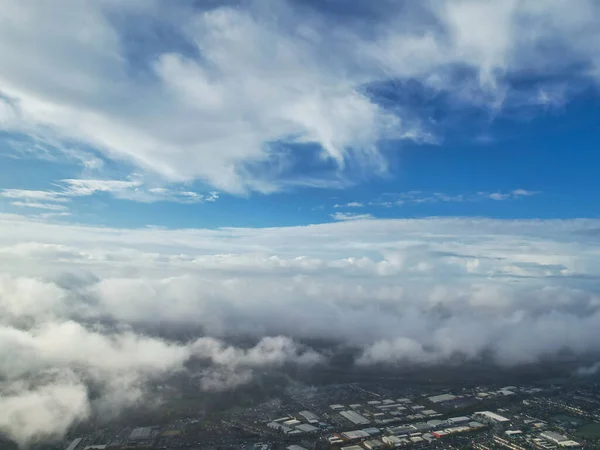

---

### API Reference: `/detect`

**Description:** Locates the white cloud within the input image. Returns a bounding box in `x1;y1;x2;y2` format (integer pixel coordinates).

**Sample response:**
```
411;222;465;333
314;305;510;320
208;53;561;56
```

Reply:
576;361;600;376
2;0;600;440
330;212;375;221
487;189;539;201
10;202;69;211
0;214;599;440
192;336;321;368
512;189;538;197
334;202;364;208
488;192;510;201
364;189;540;206
1;181;217;214
0;377;90;447
1;1;599;192
60;179;143;196
0;311;321;444
0;189;69;203
38;212;71;220
58;179;217;204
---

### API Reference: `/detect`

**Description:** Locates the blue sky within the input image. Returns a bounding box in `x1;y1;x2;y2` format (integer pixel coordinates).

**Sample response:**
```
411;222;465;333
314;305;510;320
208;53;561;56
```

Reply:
4;1;600;443
1;91;599;228
1;0;600;228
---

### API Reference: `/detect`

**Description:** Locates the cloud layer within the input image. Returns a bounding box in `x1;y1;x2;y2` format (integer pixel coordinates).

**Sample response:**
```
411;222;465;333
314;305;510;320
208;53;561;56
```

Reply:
2;0;600;445
1;0;600;191
0;213;600;443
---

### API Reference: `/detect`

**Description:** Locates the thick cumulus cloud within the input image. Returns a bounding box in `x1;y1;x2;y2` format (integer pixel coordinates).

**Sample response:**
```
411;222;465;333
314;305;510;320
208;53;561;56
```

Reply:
0;377;90;447
1;0;600;191
0;252;322;445
1;214;600;442
0;316;319;446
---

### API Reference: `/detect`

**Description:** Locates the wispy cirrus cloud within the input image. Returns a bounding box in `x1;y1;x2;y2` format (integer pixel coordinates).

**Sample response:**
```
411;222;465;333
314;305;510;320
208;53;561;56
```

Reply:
59;179;219;204
330;212;375;221
10;202;69;211
1;1;599;192
0;179;219;216
359;189;540;207
60;179;143;197
0;189;70;203
334;201;365;208
487;189;539;201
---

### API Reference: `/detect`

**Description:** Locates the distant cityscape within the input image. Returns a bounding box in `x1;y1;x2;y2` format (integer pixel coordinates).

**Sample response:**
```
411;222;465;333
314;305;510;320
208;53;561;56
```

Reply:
56;381;600;450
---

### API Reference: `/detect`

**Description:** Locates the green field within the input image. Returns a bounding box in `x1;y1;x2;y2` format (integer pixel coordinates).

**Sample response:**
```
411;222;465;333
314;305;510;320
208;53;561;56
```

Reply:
577;423;600;438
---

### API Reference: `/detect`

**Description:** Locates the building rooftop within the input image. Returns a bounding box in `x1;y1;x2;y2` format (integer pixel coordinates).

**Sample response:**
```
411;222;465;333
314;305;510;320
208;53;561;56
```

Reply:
541;431;569;443
469;421;485;428
558;440;581;447
342;430;370;440
428;394;457;403
447;416;471;423
340;410;370;425
129;427;152;440
65;438;82;450
388;425;416;434
412;422;433;432
427;419;445;427
382;435;403;444
475;411;510;422
299;410;319;422
295;423;318;433
283;419;301;426
505;430;523;435
363;439;384;449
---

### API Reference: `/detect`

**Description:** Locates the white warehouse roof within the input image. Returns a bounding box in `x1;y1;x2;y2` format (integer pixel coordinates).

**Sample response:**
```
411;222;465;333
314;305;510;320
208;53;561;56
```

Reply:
299;410;319;422
475;411;510;423
428;394;457;403
340;410;370;425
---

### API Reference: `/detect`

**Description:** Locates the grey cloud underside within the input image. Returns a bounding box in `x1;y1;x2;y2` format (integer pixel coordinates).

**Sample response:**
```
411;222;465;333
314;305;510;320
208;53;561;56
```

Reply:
1;0;600;191
1;214;600;444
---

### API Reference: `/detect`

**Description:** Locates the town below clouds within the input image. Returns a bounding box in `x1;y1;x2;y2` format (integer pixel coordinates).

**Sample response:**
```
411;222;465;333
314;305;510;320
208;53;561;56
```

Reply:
1;214;600;443
1;0;600;446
